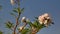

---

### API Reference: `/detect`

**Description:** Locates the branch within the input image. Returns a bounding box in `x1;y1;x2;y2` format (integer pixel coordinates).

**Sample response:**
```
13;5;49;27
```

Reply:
13;13;20;34
17;23;27;34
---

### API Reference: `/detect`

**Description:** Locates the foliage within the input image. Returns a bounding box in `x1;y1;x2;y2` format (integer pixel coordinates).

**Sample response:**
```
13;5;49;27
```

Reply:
0;30;3;34
21;28;30;34
5;21;14;30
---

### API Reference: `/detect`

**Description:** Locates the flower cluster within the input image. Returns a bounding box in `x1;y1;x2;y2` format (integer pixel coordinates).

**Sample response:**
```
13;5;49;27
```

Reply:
38;13;53;27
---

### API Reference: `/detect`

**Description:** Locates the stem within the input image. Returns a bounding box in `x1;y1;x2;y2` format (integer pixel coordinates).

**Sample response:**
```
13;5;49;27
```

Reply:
17;23;27;34
13;14;20;34
13;0;20;34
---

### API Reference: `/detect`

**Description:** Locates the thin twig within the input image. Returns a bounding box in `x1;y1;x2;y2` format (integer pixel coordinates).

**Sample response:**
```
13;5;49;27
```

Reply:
17;23;27;34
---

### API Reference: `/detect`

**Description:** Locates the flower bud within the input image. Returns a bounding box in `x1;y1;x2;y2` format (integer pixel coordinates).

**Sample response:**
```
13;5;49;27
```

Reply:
21;17;26;23
10;0;15;5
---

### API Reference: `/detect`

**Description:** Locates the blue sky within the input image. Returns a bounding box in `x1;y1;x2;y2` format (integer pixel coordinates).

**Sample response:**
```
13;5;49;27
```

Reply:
0;0;60;34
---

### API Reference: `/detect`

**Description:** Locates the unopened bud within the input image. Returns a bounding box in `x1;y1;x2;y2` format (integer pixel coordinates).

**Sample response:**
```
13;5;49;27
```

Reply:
10;0;15;5
21;17;26;23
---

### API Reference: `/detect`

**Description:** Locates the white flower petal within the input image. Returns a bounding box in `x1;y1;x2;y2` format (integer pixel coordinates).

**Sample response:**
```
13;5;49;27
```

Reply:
38;15;45;24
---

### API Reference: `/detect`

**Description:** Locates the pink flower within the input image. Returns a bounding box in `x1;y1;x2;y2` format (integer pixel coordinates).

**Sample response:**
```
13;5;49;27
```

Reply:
38;15;45;24
44;17;52;27
43;13;50;19
38;13;52;27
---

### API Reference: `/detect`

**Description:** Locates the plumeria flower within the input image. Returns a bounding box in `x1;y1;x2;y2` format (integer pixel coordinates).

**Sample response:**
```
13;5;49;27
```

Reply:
38;13;53;27
21;17;26;23
44;17;53;27
10;0;15;5
43;13;52;26
43;13;49;17
38;15;45;24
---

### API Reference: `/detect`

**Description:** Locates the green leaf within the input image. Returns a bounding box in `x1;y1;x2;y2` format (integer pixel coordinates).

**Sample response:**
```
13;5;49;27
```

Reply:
12;7;24;15
0;30;3;34
13;7;21;14
5;21;14;29
10;12;16;17
21;8;24;13
33;21;40;28
17;7;21;14
13;9;18;13
27;22;33;27
33;20;45;30
21;28;30;34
